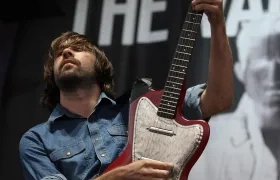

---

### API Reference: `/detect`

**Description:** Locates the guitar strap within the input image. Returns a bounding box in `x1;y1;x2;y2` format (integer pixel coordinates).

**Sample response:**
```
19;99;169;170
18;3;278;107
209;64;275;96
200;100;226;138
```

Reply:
115;77;153;105
130;77;153;102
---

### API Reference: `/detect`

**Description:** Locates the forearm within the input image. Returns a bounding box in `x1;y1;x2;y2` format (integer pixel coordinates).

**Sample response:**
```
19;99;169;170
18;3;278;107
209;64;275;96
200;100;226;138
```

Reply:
201;23;234;116
93;167;123;180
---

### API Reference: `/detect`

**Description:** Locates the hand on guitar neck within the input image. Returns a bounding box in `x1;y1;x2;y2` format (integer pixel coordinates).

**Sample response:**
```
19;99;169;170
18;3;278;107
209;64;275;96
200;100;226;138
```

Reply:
94;159;174;180
192;0;225;26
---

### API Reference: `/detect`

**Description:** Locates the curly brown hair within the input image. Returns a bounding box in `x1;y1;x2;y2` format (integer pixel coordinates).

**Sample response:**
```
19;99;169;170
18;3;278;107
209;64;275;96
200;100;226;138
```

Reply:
40;31;115;111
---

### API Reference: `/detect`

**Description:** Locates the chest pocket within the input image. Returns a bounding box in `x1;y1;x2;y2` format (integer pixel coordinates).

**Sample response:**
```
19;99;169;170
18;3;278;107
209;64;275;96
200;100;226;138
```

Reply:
49;141;87;178
107;124;128;151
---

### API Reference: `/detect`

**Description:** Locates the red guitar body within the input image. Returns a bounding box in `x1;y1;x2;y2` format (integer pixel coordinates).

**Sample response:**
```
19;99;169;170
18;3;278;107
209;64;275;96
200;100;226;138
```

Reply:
103;88;210;179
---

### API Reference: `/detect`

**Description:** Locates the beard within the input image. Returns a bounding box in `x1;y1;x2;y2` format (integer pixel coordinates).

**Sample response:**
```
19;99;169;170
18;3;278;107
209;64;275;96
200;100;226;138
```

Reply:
55;66;96;92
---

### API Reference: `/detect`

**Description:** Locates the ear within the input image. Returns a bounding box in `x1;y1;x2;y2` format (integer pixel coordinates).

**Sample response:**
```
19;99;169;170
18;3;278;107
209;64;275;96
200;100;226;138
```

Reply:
234;62;244;84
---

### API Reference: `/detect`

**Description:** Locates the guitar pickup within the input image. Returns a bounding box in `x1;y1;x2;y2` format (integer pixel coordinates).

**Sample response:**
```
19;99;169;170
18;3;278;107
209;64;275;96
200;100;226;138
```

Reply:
147;127;176;136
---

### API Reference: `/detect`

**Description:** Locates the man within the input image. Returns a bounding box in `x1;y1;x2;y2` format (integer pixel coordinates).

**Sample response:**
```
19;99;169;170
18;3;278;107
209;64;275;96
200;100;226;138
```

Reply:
19;0;233;179
189;13;280;180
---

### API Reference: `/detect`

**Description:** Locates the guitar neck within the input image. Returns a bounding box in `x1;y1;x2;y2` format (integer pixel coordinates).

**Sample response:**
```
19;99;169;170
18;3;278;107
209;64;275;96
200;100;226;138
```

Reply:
157;6;203;119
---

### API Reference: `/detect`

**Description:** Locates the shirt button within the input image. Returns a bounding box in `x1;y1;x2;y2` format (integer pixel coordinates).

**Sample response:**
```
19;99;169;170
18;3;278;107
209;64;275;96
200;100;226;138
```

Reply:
101;154;106;157
66;152;71;156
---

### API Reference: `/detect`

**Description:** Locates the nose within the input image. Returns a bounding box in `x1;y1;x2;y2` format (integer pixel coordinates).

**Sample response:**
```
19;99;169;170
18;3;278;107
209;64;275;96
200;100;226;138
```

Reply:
62;48;74;59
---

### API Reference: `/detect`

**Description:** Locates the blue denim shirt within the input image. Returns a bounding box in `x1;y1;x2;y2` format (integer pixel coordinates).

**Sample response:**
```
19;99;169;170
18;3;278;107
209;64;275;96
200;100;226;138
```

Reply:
19;84;206;180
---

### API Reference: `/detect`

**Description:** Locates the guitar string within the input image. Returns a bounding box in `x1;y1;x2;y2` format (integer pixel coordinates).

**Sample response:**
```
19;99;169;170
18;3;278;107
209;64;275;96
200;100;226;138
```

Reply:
159;8;201;166
162;6;201;118
159;7;202;119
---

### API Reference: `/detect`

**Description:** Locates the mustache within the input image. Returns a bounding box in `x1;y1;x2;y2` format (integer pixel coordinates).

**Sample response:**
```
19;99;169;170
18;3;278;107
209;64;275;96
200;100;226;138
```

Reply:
59;57;81;70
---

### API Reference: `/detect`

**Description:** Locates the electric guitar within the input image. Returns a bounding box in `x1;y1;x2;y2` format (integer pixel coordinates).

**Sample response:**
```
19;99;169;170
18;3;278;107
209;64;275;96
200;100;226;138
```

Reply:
104;4;210;180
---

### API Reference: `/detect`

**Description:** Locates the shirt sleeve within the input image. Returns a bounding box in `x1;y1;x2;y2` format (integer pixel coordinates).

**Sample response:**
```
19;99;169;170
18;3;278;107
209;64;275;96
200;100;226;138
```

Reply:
182;83;207;120
19;132;67;180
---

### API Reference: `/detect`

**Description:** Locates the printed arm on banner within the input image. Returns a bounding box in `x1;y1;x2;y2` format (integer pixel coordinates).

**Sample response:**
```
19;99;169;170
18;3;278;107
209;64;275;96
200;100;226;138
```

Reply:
192;0;234;119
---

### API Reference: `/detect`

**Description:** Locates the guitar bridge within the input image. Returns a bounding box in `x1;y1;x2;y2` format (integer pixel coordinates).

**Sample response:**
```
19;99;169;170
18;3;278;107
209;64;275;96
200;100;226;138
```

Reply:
147;127;176;136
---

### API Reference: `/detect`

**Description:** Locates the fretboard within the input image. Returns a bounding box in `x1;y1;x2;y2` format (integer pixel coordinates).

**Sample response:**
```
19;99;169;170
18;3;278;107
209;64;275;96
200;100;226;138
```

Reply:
157;6;203;119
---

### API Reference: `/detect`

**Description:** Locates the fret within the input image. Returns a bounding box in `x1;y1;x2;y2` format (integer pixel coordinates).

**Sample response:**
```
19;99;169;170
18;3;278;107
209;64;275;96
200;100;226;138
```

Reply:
163;87;182;94
178;38;195;46
168;73;185;80
185;20;200;25
180;37;195;41
164;88;181;94
165;85;181;90
161;99;177;105
169;68;186;74
183;19;200;26
182;29;197;33
166;83;183;89
170;69;185;74
169;69;186;76
160;103;176;108
170;65;186;72
163;99;177;107
173;58;189;62
162;93;180;98
163;90;180;96
178;44;193;48
166;82;183;89
175;49;191;56
159;106;176;114
169;66;186;72
162;93;181;102
159;105;175;111
166;81;182;88
188;12;203;17
175;51;191;56
164;85;181;91
166;80;182;85
168;75;184;80
161;104;176;111
161;97;179;104
157;110;174;116
170;66;186;73
158;106;175;113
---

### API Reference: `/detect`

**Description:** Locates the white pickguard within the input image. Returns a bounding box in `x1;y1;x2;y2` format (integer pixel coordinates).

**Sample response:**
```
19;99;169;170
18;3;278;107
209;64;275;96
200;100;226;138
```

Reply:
132;97;204;180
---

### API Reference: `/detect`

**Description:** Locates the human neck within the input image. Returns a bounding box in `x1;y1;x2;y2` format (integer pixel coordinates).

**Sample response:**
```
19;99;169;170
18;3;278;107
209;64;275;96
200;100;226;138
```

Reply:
60;85;101;118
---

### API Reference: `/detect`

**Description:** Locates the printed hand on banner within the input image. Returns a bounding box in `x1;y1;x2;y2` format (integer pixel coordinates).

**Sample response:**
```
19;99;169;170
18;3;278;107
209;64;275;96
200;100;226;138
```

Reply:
191;0;224;26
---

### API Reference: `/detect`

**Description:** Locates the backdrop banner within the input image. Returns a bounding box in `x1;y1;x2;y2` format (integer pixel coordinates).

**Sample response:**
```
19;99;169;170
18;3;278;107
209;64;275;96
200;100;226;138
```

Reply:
1;0;280;179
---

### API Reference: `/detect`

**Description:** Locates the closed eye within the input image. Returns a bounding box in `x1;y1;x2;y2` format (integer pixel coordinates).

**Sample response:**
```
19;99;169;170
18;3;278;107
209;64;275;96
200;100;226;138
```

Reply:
55;51;63;57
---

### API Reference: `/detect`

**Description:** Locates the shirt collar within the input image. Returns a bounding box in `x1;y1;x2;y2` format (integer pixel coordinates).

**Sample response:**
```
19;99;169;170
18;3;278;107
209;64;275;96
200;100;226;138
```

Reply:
229;93;265;146
48;92;116;122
